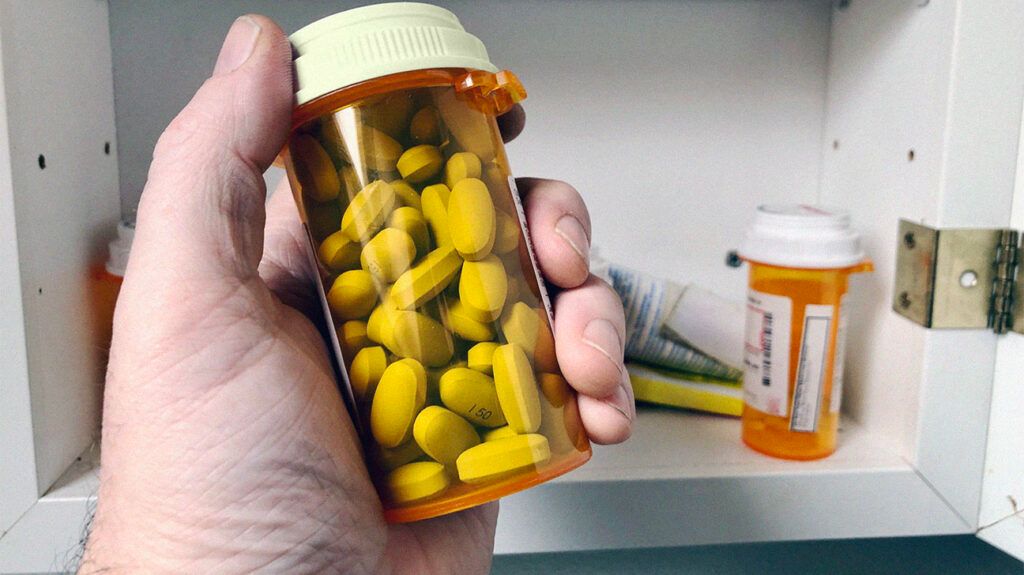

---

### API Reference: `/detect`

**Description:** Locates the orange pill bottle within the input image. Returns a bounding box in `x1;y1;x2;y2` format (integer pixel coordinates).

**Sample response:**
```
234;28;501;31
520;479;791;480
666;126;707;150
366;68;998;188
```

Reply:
738;205;872;460
284;3;590;523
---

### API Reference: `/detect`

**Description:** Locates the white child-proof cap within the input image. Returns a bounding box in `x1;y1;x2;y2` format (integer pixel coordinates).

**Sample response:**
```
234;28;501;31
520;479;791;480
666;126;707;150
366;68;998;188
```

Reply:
738;204;865;269
290;3;499;106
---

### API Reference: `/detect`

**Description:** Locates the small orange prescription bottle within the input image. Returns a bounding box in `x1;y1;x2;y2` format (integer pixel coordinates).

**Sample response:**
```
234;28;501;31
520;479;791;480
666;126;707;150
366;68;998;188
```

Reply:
90;220;133;379
284;3;590;522
738;205;872;460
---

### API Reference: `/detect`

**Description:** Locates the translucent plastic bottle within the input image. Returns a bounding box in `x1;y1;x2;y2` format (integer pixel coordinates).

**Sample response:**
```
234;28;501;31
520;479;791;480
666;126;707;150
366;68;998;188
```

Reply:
284;3;590;522
738;205;872;460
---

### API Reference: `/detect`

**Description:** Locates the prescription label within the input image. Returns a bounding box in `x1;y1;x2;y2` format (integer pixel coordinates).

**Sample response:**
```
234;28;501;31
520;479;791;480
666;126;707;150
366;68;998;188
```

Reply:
508;176;556;326
830;296;848;414
790;304;834;432
743;290;791;417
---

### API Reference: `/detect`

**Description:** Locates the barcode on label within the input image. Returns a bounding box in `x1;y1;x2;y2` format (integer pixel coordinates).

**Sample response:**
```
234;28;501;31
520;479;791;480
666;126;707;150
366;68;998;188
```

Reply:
761;311;773;387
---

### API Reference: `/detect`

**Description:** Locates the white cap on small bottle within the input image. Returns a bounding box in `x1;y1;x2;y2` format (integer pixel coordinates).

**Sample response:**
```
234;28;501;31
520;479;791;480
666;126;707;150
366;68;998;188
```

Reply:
105;220;135;277
738;204;865;269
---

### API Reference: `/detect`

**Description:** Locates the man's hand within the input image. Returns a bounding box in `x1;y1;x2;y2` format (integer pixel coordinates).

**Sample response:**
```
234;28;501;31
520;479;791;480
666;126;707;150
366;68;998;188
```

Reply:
81;15;631;575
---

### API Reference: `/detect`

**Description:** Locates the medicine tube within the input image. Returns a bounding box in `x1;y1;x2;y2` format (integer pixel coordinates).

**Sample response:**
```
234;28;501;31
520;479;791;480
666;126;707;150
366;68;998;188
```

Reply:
738;205;872;460
283;4;590;522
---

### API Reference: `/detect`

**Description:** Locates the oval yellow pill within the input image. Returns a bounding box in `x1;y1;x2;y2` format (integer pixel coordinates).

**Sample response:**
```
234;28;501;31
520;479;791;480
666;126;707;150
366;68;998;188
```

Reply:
445;301;496;342
361;228;417;283
483;160;517;214
341;180;397;242
421;183;452;247
455;434;551;484
409;106;441;144
501;302;541;358
444;152;482;189
342;125;404;172
372;440;424;471
439;367;507;427
482;425;518;442
413;405;481;465
370;358;427;448
291;134;340;202
448;178;496;261
364;92;414;139
386;461;450;503
349;345;387;400
318;230;361;272
366;303;398;348
390;246;463;310
467;341;500;374
396;145;443;183
387;206;430;257
492;343;542;433
327;270;378;320
459;255;508;322
435;90;495;162
493;210;521;255
389;179;422;211
340;320;369;357
534;318;560;373
389;310;454;367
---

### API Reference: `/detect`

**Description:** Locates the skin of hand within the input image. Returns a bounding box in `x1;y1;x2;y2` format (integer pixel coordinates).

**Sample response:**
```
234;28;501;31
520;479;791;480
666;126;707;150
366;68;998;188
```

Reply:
81;15;633;575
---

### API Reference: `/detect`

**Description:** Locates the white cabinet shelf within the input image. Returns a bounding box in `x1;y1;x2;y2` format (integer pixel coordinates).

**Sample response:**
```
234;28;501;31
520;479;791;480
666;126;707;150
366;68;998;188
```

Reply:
2;0;1024;572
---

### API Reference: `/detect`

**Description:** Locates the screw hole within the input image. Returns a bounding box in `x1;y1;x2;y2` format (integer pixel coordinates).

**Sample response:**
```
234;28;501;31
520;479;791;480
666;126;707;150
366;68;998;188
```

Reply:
898;291;911;309
832;140;840;150
37;154;45;169
104;142;110;155
960;270;979;288
37;287;42;294
903;232;916;249
908;149;915;161
725;250;742;268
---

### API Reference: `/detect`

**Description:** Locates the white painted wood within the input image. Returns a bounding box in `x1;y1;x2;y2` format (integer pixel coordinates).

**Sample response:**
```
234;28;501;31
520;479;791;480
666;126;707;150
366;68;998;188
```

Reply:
0;0;120;495
977;81;1024;560
0;5;38;535
821;0;1024;532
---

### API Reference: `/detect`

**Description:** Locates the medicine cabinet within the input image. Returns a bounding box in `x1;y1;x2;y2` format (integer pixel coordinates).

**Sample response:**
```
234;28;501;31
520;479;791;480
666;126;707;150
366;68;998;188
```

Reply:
2;1;1023;571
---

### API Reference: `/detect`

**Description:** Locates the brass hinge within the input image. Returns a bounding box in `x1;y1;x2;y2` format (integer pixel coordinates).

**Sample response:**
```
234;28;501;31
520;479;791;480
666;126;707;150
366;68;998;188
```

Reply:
893;219;1023;334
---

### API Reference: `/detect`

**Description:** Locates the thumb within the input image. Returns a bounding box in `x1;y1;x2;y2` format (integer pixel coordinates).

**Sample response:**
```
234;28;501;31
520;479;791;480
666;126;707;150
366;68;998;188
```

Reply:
130;15;293;283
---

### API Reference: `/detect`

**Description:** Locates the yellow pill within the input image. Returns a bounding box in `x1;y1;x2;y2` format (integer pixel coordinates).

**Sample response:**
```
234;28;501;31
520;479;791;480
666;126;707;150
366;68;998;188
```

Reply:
361;228;417;283
467;342;500;374
501;302;540;358
387;207;430;257
459;255;508;322
340;320;369;357
327;270;378;320
534;318;560;373
445;152;482;189
397;145;443;183
386;461;450;503
370;358;427;448
409;106;441;144
483;161;517;215
439;367;507;427
291;135;340;202
390;179;422;211
413;405;481;465
343;125;404;172
390;246;463;310
389;310;455;367
482;425;518;442
492;343;542;433
318;230;361;272
341;180;397;242
373;440;424;471
493;210;521;255
349;346;387;400
448;178;496;261
421;183;452;247
456;434;551;484
364;92;414;139
538;372;570;408
445;301;496;342
435;90;495;162
538;384;584;455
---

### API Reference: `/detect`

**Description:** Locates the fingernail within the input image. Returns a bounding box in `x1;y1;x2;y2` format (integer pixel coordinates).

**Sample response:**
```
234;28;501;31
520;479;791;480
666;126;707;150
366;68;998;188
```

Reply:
213;16;261;76
603;379;635;422
582;318;624;375
554;214;590;267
